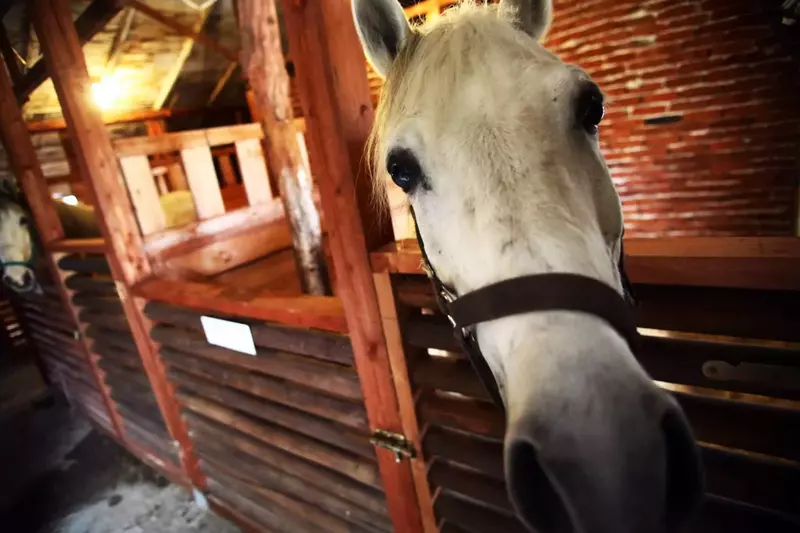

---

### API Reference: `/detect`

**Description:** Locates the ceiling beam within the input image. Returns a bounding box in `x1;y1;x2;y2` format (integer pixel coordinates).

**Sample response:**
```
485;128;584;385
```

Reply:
127;0;237;62
0;18;22;85
14;0;125;104
103;6;135;75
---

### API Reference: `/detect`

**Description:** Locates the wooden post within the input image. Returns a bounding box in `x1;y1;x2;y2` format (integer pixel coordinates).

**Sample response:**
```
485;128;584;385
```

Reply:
274;1;423;532
236;0;330;296
30;0;203;489
0;43;124;441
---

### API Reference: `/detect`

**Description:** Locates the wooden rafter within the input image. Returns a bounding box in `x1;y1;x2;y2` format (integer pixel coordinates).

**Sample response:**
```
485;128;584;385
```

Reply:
127;0;237;62
207;61;237;105
0;18;22;85
151;6;212;110
15;0;124;103
103;6;135;75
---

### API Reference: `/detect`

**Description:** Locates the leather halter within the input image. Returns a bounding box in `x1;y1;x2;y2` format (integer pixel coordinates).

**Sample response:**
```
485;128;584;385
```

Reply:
413;210;639;409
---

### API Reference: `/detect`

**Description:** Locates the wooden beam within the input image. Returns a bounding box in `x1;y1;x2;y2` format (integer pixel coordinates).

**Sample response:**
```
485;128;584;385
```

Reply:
127;0;237;62
237;1;330;295
26;105;250;133
0;53;125;443
0;19;22;86
15;0;124;104
30;0;204;488
103;6;135;75
207;61;237;106
151;6;212;110
276;1;422;532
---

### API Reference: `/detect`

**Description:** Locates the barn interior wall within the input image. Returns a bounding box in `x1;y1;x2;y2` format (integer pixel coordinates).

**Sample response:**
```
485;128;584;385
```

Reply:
545;0;799;237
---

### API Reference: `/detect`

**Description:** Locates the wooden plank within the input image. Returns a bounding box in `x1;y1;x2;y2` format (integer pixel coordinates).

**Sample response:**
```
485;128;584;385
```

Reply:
133;278;349;334
162;348;368;430
144;301;353;364
169;367;371;458
428;459;513;515
179;395;381;488
239;3;329;296
114;129;207;157
180;145;226;220
190;414;389;517
374;273;438;533
424;425;504;481
118;155;167;236
434;492;526;533
31;0;203;489
235;138;273;206
205;123;264;146
151;325;361;400
0;18;23;86
47;238;107;254
418;392;505;440
128;0;238;62
274;0;423;528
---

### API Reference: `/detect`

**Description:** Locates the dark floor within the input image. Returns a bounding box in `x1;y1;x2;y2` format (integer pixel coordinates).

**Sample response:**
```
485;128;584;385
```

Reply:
0;364;239;533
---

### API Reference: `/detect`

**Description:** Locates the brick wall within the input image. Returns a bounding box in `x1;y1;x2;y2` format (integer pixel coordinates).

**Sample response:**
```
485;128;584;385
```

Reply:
546;0;799;236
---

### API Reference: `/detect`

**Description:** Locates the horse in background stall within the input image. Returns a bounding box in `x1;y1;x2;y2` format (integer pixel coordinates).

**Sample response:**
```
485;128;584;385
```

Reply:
353;0;703;532
0;177;197;294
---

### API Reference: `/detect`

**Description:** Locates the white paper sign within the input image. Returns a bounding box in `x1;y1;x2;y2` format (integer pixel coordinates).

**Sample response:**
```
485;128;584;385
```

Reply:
200;316;256;356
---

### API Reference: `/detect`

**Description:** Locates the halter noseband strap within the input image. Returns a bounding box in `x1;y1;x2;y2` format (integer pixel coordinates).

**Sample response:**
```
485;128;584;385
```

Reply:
412;209;639;409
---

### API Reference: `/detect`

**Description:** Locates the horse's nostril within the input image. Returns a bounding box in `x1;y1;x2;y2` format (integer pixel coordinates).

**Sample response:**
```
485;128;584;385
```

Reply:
661;403;704;531
507;438;574;533
22;271;32;286
2;274;13;286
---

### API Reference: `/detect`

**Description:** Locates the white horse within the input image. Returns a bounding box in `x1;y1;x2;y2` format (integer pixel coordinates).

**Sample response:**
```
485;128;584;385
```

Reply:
353;1;702;532
0;178;196;293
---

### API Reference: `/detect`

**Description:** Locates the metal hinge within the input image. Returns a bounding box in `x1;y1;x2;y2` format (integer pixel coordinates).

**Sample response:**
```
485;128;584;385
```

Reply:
370;429;417;463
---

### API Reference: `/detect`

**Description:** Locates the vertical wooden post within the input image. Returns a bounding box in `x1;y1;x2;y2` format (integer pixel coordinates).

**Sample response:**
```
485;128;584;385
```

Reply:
0;43;124;441
236;0;331;296
30;0;204;489
275;1;423;531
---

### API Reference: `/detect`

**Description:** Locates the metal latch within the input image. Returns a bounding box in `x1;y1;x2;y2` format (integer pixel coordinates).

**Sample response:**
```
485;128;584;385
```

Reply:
370;429;417;463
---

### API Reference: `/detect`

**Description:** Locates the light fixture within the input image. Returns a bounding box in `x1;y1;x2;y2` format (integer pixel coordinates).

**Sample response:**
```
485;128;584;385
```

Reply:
91;73;122;110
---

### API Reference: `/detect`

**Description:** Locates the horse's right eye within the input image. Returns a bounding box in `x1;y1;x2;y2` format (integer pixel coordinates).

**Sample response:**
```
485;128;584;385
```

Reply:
19;216;29;227
387;148;425;193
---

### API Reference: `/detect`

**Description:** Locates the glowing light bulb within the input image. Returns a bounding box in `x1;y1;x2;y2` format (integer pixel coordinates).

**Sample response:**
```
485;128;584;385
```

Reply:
91;75;121;110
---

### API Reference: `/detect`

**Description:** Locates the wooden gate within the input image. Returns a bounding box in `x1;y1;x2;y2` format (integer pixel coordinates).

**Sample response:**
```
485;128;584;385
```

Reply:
372;237;800;533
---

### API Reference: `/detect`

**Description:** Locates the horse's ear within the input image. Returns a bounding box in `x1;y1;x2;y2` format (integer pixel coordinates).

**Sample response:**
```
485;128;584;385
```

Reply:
352;0;411;78
501;0;552;40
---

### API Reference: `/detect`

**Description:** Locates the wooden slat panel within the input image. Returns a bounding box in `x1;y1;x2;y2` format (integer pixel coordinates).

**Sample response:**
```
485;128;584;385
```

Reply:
418;392;504;440
65;274;116;295
144;301;353;364
188;413;388;516
162;348;367;429
181;145;225;220
434;492;526;533
57;254;112;275
151;324;361;400
235;138;273;205
179;395;380;488
424;426;504;481
119;154;167;236
169;367;373;458
428;460;512;514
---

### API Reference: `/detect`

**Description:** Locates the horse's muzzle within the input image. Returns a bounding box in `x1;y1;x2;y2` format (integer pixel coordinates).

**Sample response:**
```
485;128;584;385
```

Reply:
505;380;703;533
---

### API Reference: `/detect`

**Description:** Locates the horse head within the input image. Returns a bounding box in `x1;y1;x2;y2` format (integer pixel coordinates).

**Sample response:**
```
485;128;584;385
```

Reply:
0;178;38;293
353;1;703;531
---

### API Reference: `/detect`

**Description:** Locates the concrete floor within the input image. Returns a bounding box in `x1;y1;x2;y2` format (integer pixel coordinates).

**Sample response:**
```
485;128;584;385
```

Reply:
0;363;240;533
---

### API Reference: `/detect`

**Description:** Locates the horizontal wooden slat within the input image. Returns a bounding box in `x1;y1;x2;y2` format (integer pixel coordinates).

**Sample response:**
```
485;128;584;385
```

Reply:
144;301;353;363
78;309;130;334
418;392;504;440
434;492;526;533
163;348;367;429
428;460;512;514
197;448;389;532
188;413;388;516
170;367;373;458
179;396;380;488
64;274;116;295
424;425;504;480
47;238;107;254
113;123;264;157
134;278;348;334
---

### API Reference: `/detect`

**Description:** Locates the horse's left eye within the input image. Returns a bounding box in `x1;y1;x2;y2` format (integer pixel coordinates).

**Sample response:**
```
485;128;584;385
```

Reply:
387;148;424;193
576;83;605;134
19;216;29;227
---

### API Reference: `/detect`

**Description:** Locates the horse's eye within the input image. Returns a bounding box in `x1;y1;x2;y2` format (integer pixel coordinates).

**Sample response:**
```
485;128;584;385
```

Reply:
386;149;424;193
19;216;29;227
576;83;604;134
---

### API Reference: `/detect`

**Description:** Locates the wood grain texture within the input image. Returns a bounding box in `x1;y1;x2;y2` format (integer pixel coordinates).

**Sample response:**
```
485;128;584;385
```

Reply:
235;138;274;205
181;145;226;220
119;154;167;236
31;0;202;488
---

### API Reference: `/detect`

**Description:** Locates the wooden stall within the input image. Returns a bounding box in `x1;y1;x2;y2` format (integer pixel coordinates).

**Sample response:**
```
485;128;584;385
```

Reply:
1;1;798;533
371;238;800;533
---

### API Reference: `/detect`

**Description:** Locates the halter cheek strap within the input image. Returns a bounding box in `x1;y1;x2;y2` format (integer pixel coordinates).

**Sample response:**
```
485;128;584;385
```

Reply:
411;208;639;410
